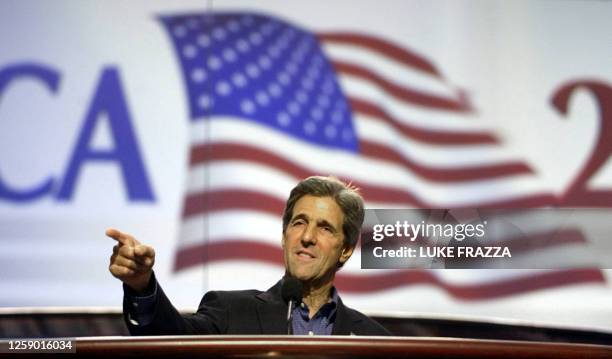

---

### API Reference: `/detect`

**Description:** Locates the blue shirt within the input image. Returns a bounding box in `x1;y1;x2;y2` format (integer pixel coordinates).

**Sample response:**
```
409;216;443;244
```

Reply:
291;286;339;335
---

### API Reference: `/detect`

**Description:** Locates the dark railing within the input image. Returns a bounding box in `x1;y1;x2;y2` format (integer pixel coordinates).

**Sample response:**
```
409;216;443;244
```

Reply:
2;311;612;345
1;336;611;358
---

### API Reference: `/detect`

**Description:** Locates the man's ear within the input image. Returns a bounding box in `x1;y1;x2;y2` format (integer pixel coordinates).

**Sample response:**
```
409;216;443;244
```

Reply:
281;231;286;249
339;245;354;265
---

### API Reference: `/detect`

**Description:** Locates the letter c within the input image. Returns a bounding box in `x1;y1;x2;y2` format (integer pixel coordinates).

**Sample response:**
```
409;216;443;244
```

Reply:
0;63;59;201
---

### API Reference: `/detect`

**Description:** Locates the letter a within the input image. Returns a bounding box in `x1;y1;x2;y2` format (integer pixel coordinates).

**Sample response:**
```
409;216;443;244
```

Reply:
57;67;154;201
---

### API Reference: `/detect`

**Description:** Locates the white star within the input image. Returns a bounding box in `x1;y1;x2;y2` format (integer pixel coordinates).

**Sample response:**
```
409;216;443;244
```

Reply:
236;39;250;53
216;81;232;96
197;34;211;47
207;56;222;71
182;45;197;59
241;99;256;114
325;125;337;139
223;48;237;62
191;68;207;83
212;27;227;41
173;25;187;38
258;55;272;70
232;73;248;88
249;32;263;46
288;101;300;116
268;83;282;97
277;112;291;127
198;95;213;110
256;91;270;106
246;63;261;78
304;121;316;135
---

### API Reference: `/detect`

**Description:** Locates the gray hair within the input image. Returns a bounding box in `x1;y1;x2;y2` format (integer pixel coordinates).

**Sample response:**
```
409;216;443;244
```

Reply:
282;176;365;251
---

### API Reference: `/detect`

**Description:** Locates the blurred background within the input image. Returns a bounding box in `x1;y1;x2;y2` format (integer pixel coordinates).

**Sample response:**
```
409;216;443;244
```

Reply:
0;0;611;340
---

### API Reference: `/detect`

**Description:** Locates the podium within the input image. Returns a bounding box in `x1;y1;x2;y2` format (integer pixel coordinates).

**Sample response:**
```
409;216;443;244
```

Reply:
53;336;612;358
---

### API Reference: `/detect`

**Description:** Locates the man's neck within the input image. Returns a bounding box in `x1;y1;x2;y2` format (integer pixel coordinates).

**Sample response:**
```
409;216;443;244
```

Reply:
301;278;334;319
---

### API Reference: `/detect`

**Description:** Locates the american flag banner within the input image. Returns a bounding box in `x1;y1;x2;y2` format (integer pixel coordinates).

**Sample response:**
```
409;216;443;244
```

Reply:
158;11;608;307
2;1;612;335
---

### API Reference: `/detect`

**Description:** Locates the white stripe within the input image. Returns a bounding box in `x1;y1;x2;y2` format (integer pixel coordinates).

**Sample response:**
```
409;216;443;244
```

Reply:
363;201;423;209
323;42;458;99
342;282;612;332
205;262;284;292
187;118;549;206
198;258;581;284
359;309;612;335
340;75;489;130
179;211;282;247
356;114;521;167
178;227;600;271
0;307;123;315
185;154;525;197
185;159;543;207
177;198;605;268
186;160;296;198
414;269;554;283
484;245;605;269
473;209;605;237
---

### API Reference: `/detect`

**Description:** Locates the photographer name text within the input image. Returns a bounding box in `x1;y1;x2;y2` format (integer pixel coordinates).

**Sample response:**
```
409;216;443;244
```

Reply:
373;246;511;258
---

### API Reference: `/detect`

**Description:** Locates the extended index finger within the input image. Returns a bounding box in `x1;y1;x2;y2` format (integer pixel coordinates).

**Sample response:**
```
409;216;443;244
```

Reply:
106;228;139;247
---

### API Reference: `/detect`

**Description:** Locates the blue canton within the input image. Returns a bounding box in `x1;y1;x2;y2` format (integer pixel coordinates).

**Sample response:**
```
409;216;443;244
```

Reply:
159;12;358;152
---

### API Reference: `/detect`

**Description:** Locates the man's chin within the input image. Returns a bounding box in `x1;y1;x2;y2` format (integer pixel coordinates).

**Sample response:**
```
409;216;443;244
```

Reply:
287;269;316;282
290;273;312;281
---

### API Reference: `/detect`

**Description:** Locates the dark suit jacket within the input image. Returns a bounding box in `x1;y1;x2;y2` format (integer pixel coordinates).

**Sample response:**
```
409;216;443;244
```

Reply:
123;278;391;336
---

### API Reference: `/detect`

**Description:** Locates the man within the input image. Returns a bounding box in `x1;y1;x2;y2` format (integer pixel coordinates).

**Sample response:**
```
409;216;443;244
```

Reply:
108;176;391;336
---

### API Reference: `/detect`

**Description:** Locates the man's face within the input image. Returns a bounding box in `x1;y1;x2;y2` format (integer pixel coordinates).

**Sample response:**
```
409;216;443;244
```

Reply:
282;195;354;285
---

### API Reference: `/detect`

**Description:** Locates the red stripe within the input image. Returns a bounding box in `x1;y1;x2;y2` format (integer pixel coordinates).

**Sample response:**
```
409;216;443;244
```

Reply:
189;142;532;184
181;188;420;218
317;32;442;78
350;98;498;145
174;240;284;271
332;61;472;112
184;142;556;211
190;143;307;178
478;194;558;208
500;228;587;252
182;188;559;220
182;189;286;218
335;268;605;299
360;141;533;181
173;241;605;300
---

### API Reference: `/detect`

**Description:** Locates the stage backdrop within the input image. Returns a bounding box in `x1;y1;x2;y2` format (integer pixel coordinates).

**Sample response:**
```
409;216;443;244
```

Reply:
1;0;611;332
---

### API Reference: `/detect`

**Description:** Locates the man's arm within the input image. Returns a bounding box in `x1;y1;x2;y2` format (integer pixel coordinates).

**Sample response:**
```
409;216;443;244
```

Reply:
107;228;228;335
122;272;229;335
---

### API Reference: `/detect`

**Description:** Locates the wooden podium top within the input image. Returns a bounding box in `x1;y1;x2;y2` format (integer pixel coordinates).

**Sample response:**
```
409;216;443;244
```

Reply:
44;335;612;358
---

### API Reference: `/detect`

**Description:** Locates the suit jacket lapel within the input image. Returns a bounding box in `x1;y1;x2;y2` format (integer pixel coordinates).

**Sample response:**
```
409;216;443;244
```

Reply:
255;280;288;334
332;297;361;335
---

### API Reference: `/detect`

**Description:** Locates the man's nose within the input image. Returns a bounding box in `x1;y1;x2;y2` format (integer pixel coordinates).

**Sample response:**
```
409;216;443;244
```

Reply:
300;224;317;246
